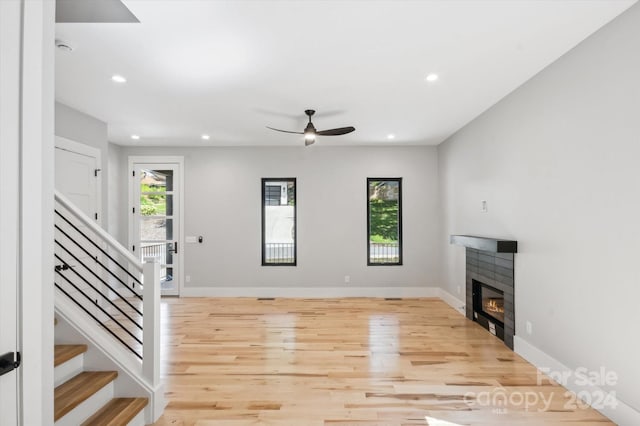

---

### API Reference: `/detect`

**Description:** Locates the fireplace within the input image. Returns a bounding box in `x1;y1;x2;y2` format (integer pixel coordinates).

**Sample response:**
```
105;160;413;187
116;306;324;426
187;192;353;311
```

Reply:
473;280;505;339
450;235;517;349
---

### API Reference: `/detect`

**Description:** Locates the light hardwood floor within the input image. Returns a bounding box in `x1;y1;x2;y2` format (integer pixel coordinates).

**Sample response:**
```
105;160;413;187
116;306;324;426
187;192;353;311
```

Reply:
151;298;612;426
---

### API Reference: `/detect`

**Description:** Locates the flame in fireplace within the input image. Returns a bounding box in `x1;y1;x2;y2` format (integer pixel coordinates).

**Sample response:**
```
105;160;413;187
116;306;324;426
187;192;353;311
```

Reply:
484;298;504;314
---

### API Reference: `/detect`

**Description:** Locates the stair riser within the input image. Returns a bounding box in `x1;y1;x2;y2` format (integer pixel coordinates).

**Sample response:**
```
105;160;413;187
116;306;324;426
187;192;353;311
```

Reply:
54;354;83;387
55;382;113;426
128;409;145;426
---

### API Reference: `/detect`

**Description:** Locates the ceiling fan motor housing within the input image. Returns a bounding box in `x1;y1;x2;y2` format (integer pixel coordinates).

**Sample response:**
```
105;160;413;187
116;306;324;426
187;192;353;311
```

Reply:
304;122;317;133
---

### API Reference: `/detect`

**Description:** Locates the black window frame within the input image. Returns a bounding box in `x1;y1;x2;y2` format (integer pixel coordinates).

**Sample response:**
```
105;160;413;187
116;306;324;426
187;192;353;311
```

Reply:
367;177;403;266
261;178;297;266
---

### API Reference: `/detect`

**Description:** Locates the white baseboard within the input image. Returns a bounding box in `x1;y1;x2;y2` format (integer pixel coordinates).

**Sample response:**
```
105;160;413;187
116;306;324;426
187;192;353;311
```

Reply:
514;336;640;426
180;286;440;298
437;288;466;316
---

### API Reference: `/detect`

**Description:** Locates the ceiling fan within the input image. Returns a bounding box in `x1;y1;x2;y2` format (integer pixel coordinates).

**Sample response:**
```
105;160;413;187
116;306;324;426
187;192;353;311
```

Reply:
266;109;355;146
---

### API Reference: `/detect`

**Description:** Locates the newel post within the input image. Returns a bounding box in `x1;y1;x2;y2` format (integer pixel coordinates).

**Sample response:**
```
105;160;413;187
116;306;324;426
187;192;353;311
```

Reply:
143;257;160;386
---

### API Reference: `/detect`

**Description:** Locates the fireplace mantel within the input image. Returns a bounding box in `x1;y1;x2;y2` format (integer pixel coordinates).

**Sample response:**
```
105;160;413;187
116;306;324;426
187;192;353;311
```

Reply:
450;235;517;253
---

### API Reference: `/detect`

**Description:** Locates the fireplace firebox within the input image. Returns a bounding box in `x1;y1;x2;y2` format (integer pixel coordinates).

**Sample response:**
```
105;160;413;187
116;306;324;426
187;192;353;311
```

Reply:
473;280;505;339
450;235;517;349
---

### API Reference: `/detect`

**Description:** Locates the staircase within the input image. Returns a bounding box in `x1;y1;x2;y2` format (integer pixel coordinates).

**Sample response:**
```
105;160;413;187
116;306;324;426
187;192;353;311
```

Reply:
54;342;147;425
53;191;165;424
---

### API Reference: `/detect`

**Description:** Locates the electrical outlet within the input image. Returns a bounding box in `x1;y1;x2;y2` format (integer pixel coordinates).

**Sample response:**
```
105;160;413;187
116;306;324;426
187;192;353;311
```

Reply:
344;275;350;283
481;200;488;212
457;285;461;295
526;321;533;335
185;275;191;283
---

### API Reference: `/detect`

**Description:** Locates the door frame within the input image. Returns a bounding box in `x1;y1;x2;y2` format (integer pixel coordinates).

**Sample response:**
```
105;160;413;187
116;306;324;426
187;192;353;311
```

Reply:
0;0;56;423
55;136;102;225
0;1;22;421
128;156;184;296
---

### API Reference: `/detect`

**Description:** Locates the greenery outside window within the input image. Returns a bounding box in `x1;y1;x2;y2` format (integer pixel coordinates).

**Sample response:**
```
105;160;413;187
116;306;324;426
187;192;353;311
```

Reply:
262;178;296;266
367;178;402;265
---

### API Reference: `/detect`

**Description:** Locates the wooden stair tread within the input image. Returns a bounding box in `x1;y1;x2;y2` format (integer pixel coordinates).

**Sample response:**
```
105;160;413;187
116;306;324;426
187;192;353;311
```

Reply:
80;398;148;426
54;371;118;421
54;344;88;367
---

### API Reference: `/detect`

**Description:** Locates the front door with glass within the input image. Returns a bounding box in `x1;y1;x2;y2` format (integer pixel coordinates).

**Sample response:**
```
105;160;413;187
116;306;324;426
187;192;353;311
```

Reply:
132;163;180;296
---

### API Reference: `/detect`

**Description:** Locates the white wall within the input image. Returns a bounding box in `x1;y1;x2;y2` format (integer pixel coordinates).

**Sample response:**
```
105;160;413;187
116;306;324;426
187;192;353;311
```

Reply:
438;2;640;417
116;146;440;292
108;142;126;244
55;102;109;228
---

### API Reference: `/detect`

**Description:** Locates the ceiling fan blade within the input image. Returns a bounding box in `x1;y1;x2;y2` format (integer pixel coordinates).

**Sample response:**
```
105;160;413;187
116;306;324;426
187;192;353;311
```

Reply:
266;126;304;135
316;126;355;136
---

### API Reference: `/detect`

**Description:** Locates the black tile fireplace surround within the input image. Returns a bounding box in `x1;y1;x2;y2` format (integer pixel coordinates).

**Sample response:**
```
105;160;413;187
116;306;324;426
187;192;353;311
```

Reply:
450;235;517;349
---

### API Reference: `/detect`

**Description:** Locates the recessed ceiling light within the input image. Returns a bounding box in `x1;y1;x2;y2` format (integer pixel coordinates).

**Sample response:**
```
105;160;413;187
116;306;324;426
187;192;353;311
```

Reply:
425;73;439;82
387;134;396;140
131;134;140;140
201;134;210;140
111;74;127;83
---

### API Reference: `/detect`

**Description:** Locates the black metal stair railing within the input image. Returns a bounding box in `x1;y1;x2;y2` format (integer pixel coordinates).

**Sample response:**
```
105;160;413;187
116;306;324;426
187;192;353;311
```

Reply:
54;190;162;416
54;207;145;359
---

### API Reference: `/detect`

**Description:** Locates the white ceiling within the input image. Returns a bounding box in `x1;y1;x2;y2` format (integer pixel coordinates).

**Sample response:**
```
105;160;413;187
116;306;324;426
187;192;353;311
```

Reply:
55;0;636;147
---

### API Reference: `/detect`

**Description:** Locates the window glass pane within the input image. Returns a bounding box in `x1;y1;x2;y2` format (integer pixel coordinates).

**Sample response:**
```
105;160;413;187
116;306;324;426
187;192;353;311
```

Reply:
262;179;296;265
368;178;402;265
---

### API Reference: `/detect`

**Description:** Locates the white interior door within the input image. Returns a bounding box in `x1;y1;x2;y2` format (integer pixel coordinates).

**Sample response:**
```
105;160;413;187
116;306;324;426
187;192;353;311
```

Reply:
55;138;100;221
0;1;22;423
131;162;181;296
54;138;102;314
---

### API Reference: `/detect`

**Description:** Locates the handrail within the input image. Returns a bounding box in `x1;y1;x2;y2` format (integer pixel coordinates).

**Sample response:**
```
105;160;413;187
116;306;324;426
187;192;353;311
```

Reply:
54;189;142;272
55;209;142;289
53;192;163;422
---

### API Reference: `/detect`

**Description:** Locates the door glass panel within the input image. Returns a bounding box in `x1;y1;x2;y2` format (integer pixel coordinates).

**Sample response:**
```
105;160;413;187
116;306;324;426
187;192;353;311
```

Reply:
140;194;167;216
164;242;174;266
140;169;172;192
161;267;174;291
165;195;173;216
135;165;179;295
140;242;166;263
140;218;173;241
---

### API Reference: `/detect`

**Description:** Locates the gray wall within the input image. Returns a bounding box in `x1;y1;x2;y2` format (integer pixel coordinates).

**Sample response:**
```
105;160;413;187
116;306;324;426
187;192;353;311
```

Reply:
55;102;110;229
438;3;640;413
116;145;440;290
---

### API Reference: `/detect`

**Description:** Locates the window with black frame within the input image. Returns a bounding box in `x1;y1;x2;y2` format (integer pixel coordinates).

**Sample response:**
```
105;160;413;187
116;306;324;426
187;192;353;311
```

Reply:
367;178;402;265
262;178;296;266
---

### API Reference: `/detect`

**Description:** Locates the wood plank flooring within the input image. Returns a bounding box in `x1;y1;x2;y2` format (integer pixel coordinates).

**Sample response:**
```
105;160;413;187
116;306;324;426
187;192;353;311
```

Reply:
152;298;613;425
